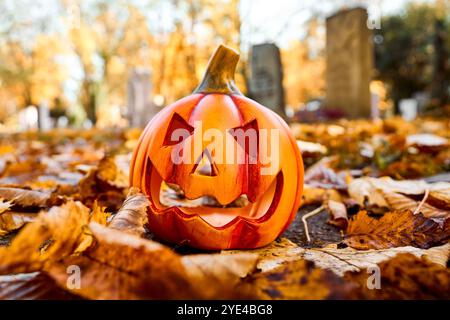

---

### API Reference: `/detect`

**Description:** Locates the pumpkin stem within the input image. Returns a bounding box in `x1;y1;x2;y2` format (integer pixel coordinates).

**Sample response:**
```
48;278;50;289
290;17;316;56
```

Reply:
193;44;242;95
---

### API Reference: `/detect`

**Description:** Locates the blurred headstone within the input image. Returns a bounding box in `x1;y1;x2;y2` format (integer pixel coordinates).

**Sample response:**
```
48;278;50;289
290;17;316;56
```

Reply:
38;101;52;131
248;43;286;118
371;92;380;119
413;91;430;113
127;68;158;127
57;116;69;128
325;8;373;118
399;99;418;121
18;106;38;131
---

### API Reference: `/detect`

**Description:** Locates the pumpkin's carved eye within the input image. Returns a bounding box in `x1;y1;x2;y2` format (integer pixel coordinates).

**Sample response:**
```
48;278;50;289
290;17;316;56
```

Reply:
163;113;194;146
229;119;259;162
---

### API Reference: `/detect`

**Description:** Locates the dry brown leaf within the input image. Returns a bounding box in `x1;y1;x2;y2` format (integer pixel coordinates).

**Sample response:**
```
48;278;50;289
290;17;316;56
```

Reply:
0;201;108;275
96;156;129;189
301;186;342;207
348;177;450;218
0;199;12;214
225;238;450;278
46;222;258;299
304;157;348;190
325;199;348;229
0;212;36;236
77;160;127;211
345;253;450;299
382;190;450;219
240;259;357;299
348;178;388;208
181;253;258;299
344;210;450;250
429;189;450;210
0;187;60;208
46;222;197;299
304;243;450;276
108;187;149;236
0;272;80;300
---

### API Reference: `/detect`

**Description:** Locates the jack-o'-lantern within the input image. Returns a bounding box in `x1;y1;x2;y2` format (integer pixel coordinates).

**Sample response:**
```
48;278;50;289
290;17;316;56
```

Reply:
130;45;303;250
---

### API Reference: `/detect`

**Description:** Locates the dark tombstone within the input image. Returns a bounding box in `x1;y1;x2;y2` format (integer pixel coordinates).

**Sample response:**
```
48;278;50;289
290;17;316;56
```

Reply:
248;43;286;118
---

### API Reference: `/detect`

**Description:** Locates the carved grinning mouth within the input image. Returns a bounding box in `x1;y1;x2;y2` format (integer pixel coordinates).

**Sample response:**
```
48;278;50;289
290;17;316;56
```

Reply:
145;159;284;228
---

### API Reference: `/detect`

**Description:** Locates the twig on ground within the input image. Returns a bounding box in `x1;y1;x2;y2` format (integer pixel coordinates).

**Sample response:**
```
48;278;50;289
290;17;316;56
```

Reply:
413;189;429;215
302;205;325;243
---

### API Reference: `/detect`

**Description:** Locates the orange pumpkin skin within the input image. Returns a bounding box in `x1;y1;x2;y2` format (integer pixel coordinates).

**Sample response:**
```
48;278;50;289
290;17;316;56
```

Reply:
130;46;303;250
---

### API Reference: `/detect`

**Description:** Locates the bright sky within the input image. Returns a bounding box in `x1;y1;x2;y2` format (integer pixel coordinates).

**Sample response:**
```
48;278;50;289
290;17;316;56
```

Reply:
239;0;433;48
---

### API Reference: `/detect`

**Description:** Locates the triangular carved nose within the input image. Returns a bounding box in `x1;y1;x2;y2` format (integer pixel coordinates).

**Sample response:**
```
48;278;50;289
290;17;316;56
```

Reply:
192;149;218;176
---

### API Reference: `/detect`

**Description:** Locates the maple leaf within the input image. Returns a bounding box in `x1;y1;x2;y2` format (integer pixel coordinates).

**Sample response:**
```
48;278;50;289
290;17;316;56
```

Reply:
344;210;450;250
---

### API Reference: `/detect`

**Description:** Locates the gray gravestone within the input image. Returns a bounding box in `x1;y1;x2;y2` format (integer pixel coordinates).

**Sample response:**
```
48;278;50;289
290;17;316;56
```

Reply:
325;8;373;118
38;101;52;131
127;68;158;127
248;43;286;118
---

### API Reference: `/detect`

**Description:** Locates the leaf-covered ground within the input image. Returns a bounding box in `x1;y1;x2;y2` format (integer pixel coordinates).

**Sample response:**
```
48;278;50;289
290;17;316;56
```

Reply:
0;117;449;300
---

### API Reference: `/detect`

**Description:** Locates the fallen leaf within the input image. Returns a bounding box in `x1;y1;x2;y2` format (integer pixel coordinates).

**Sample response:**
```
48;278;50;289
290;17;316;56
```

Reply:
108;187;149;236
181;253;258;299
0;272;80;300
348;177;450;218
240;259;357;299
304;243;450;276
46;222;258;299
225;238;450;277
304;157;348;190
344;210;450;250
301;186;342;207
345;253;450;299
0;212;36;236
0;199;12;214
325;199;348;229
96;155;129;189
0;201;108;275
381;190;449;219
348;178;388;208
0;187;61;208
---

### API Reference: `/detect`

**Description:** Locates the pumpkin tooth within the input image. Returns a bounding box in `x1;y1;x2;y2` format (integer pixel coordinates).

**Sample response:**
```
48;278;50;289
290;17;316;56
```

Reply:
161;181;249;208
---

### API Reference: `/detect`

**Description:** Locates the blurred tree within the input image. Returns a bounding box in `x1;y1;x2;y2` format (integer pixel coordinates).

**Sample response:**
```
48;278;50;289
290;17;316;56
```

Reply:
0;35;67;117
282;18;325;109
66;0;244;124
67;1;153;124
374;1;450;111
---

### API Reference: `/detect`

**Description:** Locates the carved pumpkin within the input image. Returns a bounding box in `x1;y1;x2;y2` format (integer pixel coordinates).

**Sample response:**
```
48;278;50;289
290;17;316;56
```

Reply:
130;45;303;250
